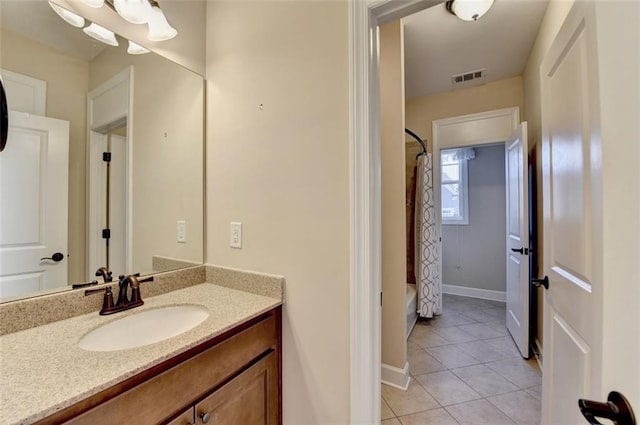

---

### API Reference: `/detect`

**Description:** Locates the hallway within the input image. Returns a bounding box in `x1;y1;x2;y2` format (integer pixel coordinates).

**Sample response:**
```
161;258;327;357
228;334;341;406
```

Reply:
382;294;541;425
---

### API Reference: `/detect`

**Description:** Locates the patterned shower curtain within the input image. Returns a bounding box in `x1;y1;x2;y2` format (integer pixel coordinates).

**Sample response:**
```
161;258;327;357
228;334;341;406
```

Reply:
415;153;442;318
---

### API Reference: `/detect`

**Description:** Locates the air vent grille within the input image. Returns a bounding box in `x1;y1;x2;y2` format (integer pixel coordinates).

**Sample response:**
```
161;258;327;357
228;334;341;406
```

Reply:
452;69;485;84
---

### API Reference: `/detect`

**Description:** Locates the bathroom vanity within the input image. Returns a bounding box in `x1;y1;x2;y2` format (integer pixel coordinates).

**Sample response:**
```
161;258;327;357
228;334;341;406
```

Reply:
0;266;283;425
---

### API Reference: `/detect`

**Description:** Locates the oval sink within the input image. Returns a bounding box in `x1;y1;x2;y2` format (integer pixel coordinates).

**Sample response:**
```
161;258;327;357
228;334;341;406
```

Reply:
78;305;209;352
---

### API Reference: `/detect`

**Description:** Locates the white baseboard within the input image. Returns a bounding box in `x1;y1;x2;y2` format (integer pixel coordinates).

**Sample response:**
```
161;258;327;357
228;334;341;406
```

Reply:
442;284;506;302
381;362;410;391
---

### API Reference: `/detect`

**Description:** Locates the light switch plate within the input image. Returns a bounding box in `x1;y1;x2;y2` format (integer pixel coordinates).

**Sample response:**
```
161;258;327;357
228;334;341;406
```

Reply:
230;222;242;249
177;220;186;243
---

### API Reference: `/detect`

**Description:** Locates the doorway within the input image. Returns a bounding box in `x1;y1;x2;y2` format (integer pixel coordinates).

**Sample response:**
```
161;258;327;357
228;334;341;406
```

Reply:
87;67;132;281
383;111;542;423
351;1;640;423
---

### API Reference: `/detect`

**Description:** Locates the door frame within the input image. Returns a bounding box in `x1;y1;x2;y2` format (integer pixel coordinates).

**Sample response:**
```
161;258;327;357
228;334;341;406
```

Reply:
349;1;442;422
87;67;134;279
432;107;520;303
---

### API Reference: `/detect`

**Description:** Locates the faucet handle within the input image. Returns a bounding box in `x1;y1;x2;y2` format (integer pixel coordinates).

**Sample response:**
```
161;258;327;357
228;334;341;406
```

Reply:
85;286;115;315
128;274;153;305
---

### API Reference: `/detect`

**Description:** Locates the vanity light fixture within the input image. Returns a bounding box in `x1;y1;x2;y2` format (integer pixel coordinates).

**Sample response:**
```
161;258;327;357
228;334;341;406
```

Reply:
83;22;119;46
127;40;150;54
445;0;495;21
81;0;178;41
83;0;105;8
48;1;85;28
113;0;152;24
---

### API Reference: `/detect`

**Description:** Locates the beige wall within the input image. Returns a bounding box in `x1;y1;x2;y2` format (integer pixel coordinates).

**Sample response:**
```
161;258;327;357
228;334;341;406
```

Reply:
405;76;524;157
405;77;524;198
89;43;204;274
380;21;408;371
522;0;573;352
206;2;350;424
1;29;89;285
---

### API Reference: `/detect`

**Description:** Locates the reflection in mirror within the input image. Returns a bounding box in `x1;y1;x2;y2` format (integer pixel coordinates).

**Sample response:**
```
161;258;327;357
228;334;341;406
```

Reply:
0;1;204;302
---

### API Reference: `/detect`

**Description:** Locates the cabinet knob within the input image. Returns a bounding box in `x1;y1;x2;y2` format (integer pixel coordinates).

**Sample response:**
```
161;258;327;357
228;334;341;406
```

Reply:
199;412;211;424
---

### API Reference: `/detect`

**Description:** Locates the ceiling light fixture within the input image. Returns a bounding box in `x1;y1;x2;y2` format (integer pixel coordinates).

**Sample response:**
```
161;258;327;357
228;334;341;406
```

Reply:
445;0;494;21
83;22;119;46
48;1;85;28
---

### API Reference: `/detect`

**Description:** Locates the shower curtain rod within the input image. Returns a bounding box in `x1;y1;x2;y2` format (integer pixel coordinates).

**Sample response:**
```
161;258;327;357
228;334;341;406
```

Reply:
405;128;427;159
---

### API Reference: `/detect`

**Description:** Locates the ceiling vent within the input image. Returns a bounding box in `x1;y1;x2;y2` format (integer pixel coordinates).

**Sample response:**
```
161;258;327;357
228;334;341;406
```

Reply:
452;69;486;85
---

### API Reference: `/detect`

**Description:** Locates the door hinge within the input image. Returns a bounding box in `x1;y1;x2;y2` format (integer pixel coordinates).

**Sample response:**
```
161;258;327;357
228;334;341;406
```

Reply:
102;152;111;162
102;228;111;239
380;291;383;307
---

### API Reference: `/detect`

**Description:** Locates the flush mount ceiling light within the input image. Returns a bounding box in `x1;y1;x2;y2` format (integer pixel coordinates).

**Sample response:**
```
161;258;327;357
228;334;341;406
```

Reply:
445;0;495;21
83;22;119;46
48;1;85;28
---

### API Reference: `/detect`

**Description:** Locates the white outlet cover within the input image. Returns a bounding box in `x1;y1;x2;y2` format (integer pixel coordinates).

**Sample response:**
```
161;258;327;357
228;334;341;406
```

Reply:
177;220;186;243
230;222;242;249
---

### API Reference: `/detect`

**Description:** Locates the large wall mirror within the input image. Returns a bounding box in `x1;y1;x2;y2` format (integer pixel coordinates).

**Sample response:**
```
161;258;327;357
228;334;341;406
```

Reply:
0;1;204;302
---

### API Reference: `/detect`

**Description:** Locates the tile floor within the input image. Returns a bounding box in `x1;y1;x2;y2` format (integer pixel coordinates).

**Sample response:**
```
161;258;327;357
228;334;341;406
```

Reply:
382;294;542;425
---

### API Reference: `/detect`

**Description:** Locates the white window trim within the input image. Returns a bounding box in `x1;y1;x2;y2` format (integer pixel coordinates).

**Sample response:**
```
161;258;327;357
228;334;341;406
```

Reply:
442;156;469;225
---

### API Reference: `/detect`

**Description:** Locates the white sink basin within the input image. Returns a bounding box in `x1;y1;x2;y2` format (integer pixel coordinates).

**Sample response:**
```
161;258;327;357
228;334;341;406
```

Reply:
78;305;209;352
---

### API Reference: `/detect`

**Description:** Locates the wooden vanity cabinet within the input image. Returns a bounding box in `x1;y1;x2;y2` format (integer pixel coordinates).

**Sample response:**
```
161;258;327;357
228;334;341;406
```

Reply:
165;353;278;425
38;307;282;425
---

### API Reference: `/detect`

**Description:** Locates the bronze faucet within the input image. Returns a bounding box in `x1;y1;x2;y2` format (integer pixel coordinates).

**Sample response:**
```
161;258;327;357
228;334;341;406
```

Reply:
95;267;113;283
85;273;154;315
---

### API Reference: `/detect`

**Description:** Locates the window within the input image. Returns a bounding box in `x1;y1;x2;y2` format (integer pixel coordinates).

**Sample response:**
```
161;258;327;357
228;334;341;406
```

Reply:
441;149;469;225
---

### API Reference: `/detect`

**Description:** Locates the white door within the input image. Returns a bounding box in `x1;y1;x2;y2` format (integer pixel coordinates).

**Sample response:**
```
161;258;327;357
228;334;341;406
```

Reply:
540;2;639;423
0;111;69;299
505;122;529;358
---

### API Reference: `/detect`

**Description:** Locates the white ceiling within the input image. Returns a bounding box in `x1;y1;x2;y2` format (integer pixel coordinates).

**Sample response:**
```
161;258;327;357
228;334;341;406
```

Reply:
403;0;549;99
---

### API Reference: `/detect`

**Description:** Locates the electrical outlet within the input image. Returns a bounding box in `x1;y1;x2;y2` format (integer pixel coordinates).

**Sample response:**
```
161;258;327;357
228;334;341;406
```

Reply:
177;220;186;243
230;222;242;249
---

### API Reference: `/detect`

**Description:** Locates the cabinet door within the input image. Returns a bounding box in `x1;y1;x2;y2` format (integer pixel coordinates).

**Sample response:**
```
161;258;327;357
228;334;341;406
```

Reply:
166;408;194;425
196;352;278;425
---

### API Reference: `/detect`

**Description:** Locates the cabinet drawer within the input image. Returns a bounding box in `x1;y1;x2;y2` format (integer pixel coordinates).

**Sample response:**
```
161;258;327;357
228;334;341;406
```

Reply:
166;408;194;425
195;352;278;425
61;313;277;425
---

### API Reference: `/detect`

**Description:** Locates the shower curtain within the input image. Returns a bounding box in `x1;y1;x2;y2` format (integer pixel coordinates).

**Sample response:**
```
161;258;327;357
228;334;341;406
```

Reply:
415;153;442;318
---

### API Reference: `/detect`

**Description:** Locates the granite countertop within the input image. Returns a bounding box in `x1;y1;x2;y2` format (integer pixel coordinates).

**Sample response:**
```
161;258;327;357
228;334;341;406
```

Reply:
0;283;282;425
